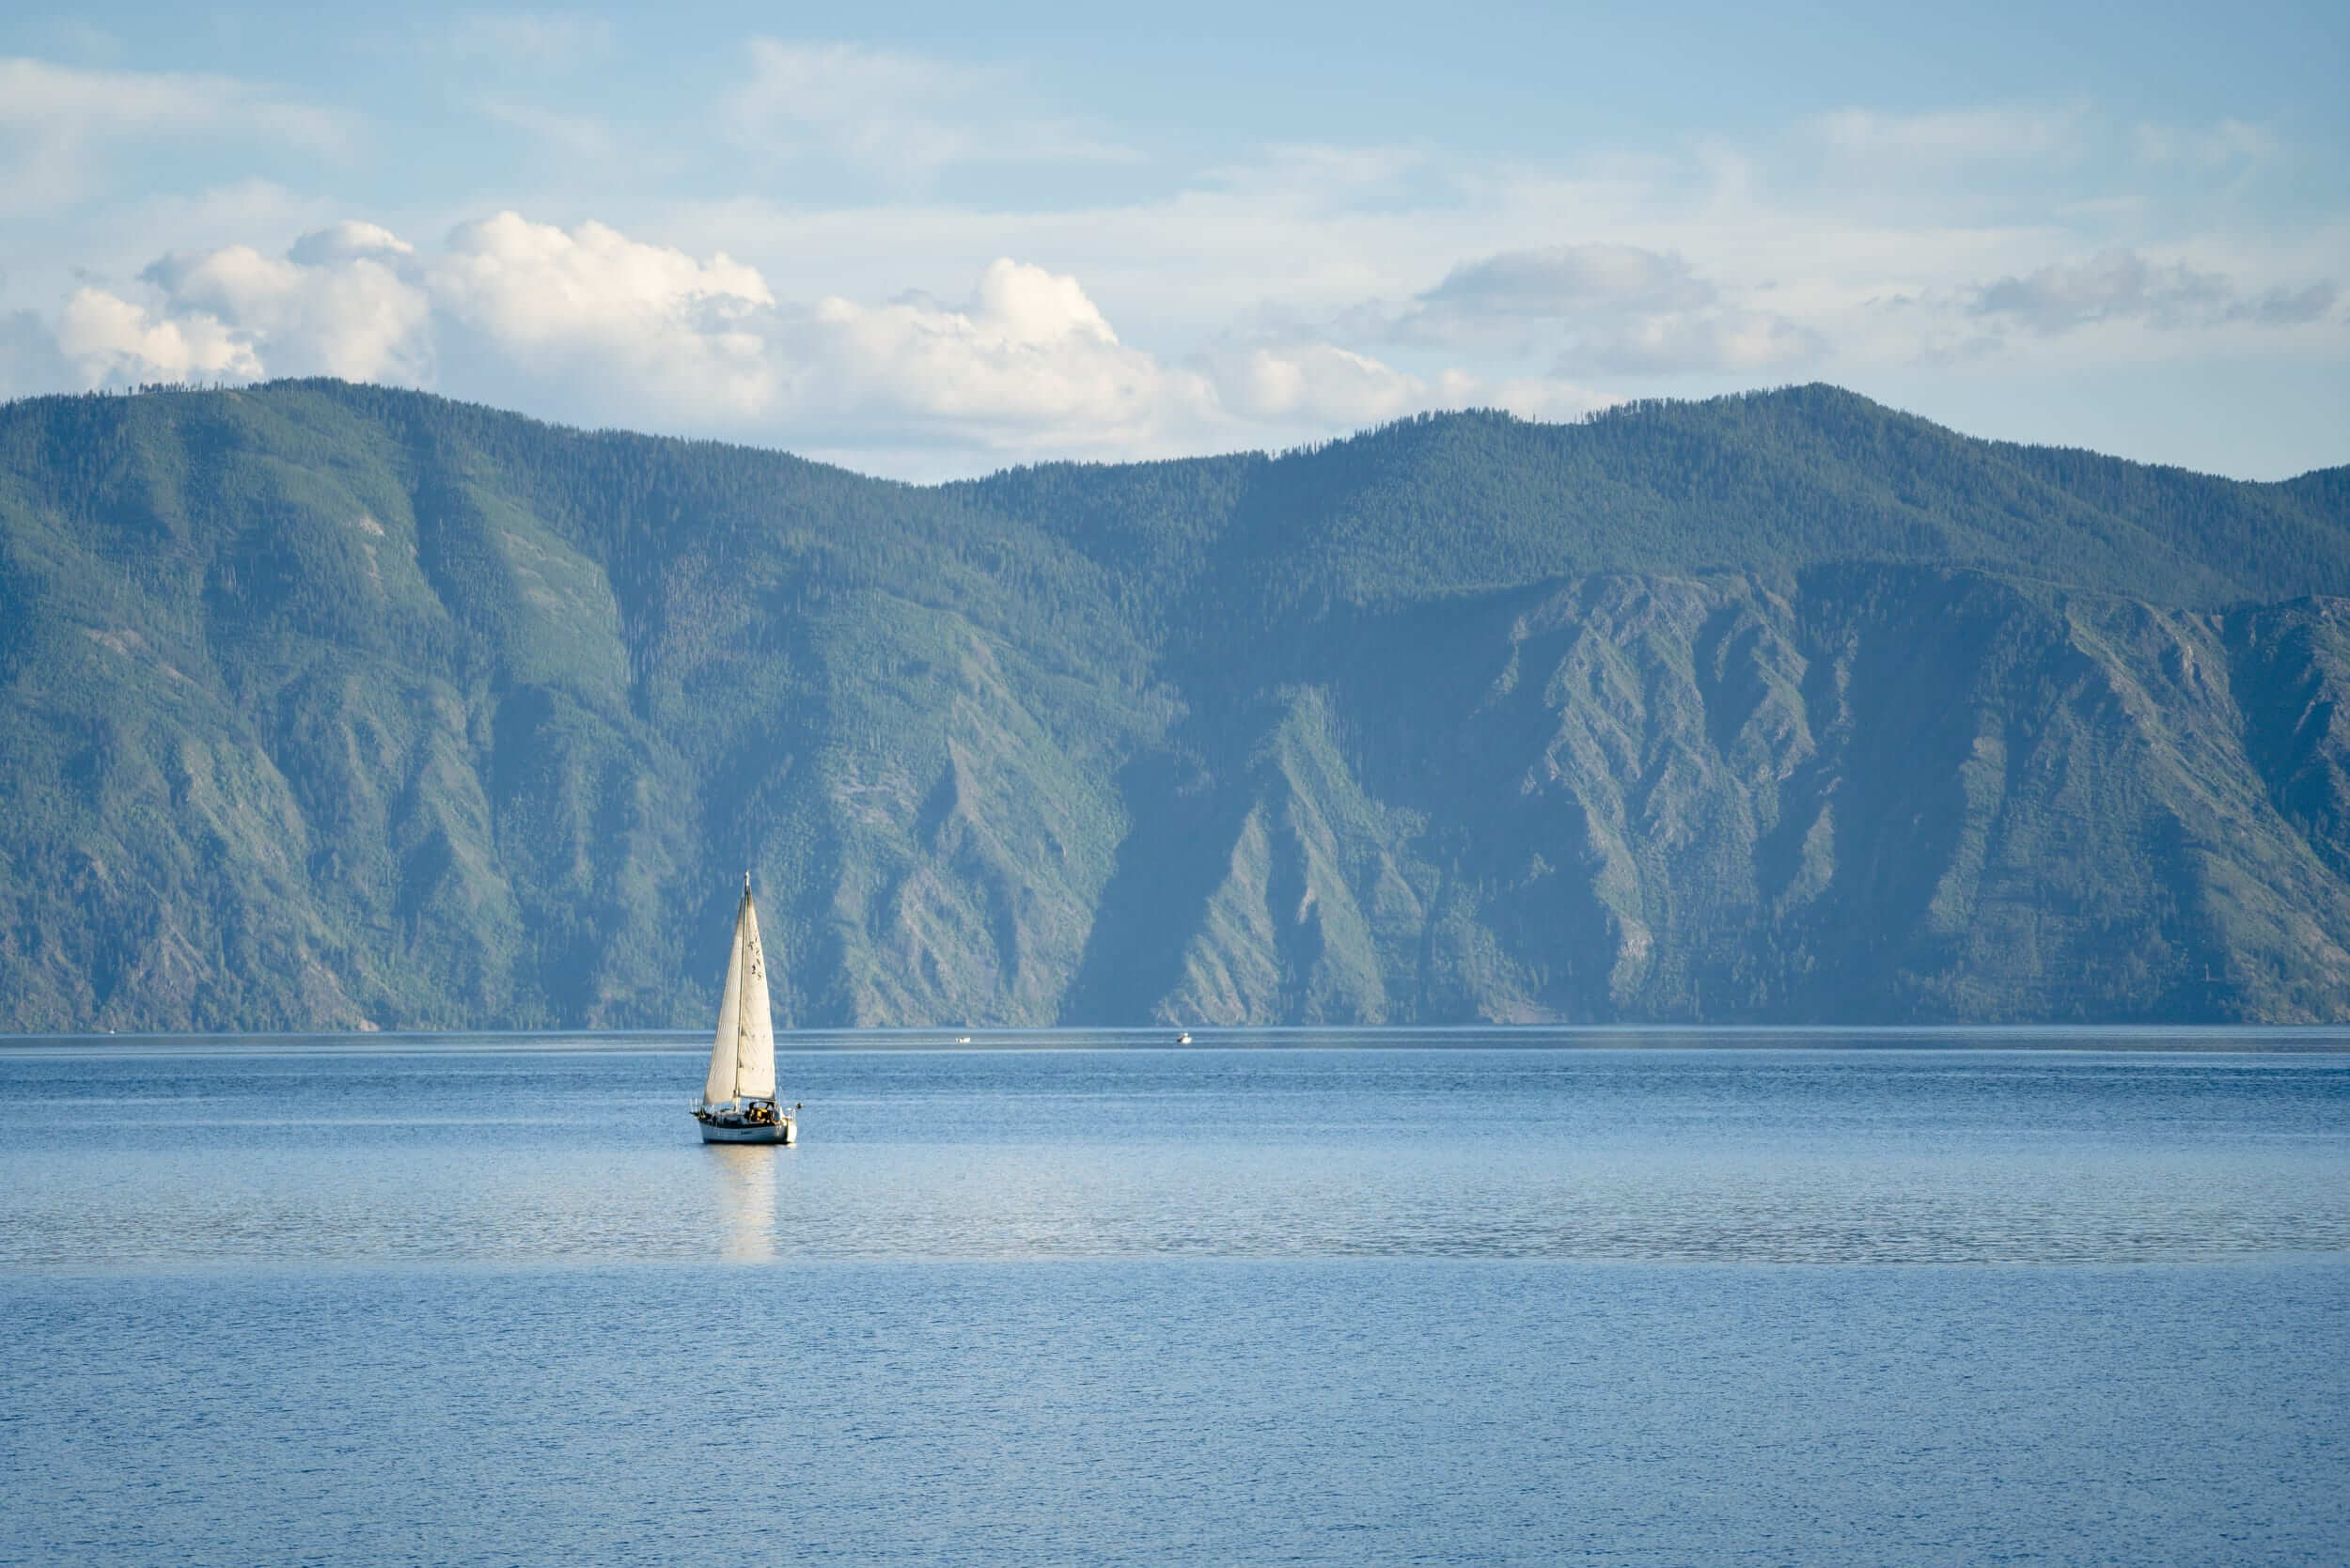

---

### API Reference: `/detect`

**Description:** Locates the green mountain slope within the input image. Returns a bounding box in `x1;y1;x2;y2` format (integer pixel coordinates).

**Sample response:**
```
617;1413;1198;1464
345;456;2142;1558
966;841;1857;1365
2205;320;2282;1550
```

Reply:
1;379;2344;1028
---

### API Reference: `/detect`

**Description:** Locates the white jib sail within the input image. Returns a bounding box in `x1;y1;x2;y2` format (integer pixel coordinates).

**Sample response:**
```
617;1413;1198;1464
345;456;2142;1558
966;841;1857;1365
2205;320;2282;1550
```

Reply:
700;887;777;1105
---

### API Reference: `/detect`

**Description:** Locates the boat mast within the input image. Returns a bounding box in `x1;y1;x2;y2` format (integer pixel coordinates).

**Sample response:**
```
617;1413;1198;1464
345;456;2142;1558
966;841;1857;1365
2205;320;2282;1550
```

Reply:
734;870;753;1096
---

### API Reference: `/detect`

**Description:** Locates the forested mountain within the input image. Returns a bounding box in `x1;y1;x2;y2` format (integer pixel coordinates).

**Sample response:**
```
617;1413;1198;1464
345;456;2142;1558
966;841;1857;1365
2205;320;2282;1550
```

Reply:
2;379;2345;1030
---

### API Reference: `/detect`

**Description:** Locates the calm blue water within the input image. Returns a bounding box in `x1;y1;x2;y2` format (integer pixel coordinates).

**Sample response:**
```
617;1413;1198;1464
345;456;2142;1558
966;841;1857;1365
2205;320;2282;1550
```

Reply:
2;1040;2345;1564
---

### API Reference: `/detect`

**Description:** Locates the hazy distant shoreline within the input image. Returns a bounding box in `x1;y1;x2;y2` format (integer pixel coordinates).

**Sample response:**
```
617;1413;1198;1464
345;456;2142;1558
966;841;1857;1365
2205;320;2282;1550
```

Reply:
8;1025;2350;1053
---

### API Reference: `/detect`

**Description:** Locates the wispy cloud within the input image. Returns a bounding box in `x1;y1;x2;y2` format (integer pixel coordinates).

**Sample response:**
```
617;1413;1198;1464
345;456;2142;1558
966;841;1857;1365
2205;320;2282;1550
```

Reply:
31;19;124;63
473;96;618;159
1806;103;2082;165
448;11;614;64
1970;250;2339;335
2132;118;2279;168
1351;243;1820;374
1421;245;1715;320
1559;309;1825;376
720;39;1138;186
0;56;346;210
0;57;344;148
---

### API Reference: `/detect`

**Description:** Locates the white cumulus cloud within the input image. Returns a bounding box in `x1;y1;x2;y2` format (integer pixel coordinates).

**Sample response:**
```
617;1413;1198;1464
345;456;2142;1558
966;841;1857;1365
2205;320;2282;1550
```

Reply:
30;214;1476;463
431;212;782;417
139;230;431;383
1197;338;1449;429
27;212;1559;467
47;214;786;422
55;288;260;383
805;258;1207;446
12;204;1862;467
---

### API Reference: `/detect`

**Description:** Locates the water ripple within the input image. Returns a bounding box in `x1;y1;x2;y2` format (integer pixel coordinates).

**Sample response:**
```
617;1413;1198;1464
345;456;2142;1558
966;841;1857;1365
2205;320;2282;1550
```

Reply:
1;1045;2342;1270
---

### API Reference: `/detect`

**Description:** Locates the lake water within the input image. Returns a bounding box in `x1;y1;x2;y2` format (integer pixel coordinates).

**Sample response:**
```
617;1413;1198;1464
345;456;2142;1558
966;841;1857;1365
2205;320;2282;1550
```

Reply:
2;1036;2345;1564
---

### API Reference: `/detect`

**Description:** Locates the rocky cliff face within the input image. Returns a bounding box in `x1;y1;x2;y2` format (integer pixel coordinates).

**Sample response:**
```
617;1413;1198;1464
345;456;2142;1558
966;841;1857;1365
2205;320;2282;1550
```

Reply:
1126;571;2350;1024
2;381;2344;1029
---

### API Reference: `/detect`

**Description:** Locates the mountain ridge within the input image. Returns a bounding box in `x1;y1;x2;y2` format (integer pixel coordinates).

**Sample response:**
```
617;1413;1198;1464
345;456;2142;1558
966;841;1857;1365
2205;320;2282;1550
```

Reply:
3;378;2346;1030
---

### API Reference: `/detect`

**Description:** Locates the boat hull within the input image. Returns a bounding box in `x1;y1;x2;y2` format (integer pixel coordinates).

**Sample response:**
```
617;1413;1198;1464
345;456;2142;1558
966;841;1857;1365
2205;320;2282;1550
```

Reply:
698;1115;794;1145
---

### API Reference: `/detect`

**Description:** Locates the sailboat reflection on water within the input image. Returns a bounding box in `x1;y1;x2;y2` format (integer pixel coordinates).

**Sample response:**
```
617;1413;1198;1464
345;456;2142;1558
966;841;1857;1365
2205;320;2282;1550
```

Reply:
707;1145;779;1261
693;873;798;1145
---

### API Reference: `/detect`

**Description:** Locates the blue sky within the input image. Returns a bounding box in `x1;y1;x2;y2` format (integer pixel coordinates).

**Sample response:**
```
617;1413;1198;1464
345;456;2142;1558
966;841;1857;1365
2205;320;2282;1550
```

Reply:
2;1;2342;479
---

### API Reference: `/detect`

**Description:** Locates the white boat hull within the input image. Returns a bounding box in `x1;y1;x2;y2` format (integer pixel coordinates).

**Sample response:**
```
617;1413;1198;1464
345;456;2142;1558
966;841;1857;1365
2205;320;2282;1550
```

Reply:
697;1114;794;1145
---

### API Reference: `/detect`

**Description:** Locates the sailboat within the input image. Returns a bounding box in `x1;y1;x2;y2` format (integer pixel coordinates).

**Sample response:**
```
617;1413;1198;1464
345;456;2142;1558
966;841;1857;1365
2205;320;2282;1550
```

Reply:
693;873;797;1145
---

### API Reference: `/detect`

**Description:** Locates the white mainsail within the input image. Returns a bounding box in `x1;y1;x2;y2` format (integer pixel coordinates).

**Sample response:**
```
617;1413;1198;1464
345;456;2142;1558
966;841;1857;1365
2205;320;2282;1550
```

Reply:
699;884;776;1105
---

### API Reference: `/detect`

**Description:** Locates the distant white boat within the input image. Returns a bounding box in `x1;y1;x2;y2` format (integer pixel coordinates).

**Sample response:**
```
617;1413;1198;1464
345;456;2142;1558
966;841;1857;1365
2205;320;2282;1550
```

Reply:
1174;1030;1192;1044
693;874;796;1145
